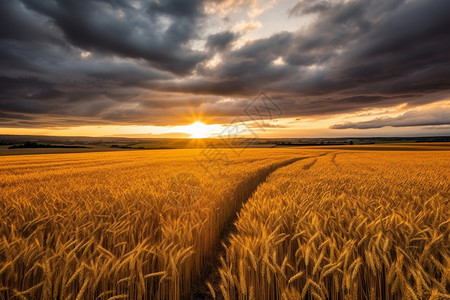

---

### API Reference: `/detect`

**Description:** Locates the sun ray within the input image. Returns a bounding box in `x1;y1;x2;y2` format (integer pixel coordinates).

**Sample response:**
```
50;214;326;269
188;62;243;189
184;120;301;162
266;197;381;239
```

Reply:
175;121;222;138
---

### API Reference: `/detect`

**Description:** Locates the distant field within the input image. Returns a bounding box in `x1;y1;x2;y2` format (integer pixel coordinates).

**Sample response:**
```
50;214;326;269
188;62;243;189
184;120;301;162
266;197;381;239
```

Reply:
2;142;449;156
0;144;449;299
0;145;129;156
299;143;450;151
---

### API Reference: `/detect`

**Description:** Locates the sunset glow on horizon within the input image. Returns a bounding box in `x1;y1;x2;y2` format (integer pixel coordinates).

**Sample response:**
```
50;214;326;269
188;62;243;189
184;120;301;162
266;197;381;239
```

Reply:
1;100;449;139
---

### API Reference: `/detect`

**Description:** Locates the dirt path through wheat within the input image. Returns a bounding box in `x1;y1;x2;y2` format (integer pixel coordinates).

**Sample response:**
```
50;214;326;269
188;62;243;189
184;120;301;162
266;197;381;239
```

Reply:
192;153;328;299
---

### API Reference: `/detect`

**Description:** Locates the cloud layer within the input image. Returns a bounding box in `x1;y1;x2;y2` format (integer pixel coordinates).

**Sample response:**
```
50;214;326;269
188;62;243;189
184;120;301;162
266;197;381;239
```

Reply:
331;107;450;129
0;0;449;129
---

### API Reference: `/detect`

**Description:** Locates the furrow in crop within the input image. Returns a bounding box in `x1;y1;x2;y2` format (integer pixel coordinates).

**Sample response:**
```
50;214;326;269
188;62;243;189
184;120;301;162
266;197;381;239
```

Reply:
192;154;327;299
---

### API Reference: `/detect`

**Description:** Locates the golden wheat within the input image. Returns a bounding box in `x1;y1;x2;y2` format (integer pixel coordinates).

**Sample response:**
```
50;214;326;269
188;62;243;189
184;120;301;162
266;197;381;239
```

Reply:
0;148;316;299
218;150;450;299
1;146;449;299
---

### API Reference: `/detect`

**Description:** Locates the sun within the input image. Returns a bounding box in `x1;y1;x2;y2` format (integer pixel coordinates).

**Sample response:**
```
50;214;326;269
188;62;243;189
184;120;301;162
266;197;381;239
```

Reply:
180;121;214;138
174;121;223;138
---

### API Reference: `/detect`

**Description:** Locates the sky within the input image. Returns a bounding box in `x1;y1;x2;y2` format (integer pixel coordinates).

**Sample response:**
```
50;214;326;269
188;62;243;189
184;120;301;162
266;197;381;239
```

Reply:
0;0;449;138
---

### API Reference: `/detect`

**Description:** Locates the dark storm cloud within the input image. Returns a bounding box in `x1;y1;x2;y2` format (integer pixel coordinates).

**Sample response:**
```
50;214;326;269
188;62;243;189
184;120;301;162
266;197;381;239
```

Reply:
19;0;207;74
331;107;450;129
0;0;449;128
173;32;297;95
206;31;239;53
163;0;450;120
0;0;193;126
288;0;333;17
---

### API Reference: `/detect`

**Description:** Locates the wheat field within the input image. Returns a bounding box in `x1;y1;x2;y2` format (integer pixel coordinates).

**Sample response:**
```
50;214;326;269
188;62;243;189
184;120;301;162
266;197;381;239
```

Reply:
217;150;450;299
0;148;319;299
1;145;449;299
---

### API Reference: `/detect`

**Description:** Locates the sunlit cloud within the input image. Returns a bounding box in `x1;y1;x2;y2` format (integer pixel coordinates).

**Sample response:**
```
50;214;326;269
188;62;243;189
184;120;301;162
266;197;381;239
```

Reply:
80;51;91;59
232;19;263;33
272;57;285;65
331;101;450;129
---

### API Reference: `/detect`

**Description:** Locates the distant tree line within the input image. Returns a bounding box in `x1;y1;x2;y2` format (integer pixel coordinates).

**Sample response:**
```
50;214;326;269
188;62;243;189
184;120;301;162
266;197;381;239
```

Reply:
9;141;90;149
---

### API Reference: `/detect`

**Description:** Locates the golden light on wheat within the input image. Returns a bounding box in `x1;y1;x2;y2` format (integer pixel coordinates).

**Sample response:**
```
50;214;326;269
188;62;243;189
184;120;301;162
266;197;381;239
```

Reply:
217;151;450;300
0;146;449;299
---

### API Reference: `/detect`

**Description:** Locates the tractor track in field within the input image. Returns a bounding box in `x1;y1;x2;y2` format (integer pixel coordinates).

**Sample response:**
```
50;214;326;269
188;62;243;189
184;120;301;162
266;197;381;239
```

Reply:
192;153;327;299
